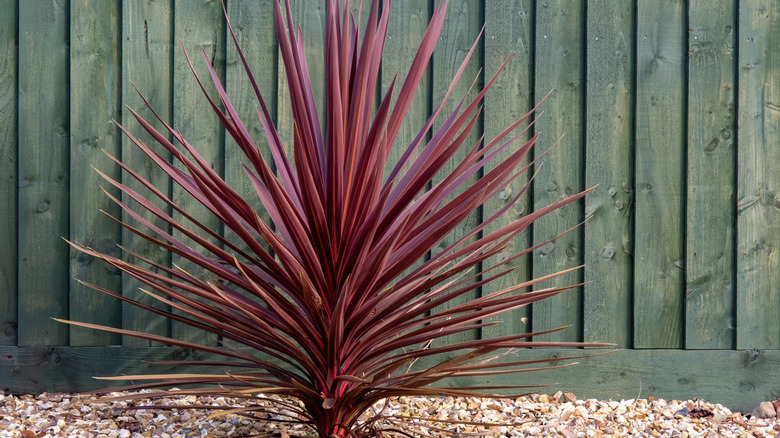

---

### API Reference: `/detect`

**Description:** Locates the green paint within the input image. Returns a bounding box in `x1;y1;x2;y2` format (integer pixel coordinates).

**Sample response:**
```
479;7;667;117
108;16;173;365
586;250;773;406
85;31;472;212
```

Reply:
0;0;17;347
431;0;484;346
2;346;778;414
225;0;278;256
583;0;634;347
634;0;686;349
481;0;534;339
381;0;431;297
69;0;123;346
686;0;736;349
0;0;776;399
121;0;174;346
736;0;780;350
170;0;226;346
532;0;585;343
277;0;327;154
17;0;70;346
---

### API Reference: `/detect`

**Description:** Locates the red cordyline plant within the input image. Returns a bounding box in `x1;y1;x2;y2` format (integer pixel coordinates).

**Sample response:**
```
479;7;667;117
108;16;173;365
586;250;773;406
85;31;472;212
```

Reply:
63;0;605;436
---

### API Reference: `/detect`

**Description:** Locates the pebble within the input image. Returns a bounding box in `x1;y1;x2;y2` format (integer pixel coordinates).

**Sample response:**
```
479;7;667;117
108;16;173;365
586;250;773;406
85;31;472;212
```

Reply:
752;401;777;419
1;390;780;437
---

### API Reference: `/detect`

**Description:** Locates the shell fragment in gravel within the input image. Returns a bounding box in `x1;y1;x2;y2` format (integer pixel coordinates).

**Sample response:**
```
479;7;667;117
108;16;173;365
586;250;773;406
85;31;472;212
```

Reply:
2;390;779;437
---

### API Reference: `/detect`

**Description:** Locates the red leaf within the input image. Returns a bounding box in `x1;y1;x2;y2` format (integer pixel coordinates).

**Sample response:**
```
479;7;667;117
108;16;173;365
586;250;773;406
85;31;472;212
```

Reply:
69;1;606;436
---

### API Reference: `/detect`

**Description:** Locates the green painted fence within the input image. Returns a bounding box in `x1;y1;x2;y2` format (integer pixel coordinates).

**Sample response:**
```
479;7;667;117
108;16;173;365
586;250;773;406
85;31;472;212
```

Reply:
1;0;779;412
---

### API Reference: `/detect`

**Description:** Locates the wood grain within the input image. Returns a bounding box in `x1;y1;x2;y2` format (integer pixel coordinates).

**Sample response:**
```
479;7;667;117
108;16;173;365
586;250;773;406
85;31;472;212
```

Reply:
633;0;686;349
686;0;736;349
17;0;70;346
225;0;278;255
430;0;484;346
69;0;123;346
276;0;326;154
382;0;431;173
121;0;174;346
532;0;585;343
381;0;431;293
0;0;17;346
481;0;534;339
0;0;779;397
1;346;778;414
583;0;635;347
736;0;780;350
170;0;226;346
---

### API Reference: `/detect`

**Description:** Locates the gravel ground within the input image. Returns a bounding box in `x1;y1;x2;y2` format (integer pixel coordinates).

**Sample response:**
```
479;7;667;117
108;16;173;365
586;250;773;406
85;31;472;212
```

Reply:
2;390;779;437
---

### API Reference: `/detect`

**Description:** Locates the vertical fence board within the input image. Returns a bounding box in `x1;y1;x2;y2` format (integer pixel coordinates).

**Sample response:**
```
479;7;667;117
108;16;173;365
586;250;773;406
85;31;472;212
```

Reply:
482;0;534;339
170;0;225;345
736;0;780;350
532;0;585;343
276;0;326;154
69;0;123;346
121;0;173;346
17;0;69;346
686;0;736;350
583;0;635;347
350;2;373;31
274;3;325;340
225;0;277;253
381;0;431;290
0;0;17;346
633;0;685;349
1;0;780;363
436;0;485;331
430;0;483;347
382;0;431;173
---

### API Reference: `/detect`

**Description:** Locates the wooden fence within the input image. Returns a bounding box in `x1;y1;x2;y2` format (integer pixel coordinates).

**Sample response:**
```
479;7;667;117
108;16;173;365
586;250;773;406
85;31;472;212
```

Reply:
1;0;779;412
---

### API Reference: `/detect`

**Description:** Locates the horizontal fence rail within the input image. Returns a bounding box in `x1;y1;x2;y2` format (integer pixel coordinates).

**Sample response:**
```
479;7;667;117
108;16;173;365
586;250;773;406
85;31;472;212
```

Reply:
0;0;779;410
